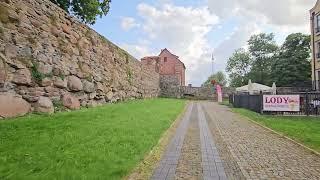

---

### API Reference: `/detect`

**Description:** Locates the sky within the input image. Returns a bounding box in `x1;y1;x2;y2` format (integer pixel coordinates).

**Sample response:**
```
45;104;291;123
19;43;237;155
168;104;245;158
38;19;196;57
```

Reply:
91;0;316;86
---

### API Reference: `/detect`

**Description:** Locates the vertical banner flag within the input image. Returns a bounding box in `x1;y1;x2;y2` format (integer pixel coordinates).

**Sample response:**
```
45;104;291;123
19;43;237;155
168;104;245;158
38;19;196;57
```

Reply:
216;84;222;103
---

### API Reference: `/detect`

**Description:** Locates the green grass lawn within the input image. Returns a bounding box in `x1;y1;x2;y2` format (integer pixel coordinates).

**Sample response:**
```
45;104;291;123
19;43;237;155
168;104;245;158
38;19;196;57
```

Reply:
0;98;186;180
233;108;320;152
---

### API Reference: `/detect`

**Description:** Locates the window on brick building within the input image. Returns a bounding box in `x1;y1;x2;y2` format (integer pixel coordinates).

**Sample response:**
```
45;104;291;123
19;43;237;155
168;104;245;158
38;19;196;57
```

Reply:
164;57;167;62
317;42;320;59
317;15;320;32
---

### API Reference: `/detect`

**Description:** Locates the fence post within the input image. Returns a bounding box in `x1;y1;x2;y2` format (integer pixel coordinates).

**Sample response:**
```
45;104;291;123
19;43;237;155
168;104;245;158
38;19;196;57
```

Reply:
306;91;309;116
260;91;263;114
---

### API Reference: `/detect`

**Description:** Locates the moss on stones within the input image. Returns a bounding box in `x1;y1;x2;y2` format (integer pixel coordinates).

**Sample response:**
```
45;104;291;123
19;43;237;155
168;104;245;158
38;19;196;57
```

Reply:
49;14;58;26
0;5;9;24
126;66;133;85
30;61;52;84
26;35;36;45
0;26;4;39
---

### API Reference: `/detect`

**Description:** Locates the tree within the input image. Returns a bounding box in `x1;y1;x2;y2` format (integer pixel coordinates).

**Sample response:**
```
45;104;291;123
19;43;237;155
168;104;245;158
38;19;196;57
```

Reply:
50;0;111;25
271;33;311;86
202;71;227;87
248;33;278;86
226;48;251;87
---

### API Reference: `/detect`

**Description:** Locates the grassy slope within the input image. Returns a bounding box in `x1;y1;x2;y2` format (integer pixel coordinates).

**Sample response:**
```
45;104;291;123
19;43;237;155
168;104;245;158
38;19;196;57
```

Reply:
233;108;320;152
0;98;186;180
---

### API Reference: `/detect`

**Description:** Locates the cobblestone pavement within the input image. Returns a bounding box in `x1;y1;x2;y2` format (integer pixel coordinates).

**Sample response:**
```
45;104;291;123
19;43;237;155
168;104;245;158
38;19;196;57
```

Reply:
198;104;227;180
202;102;320;179
175;105;202;180
152;101;320;180
203;107;245;180
151;103;193;180
152;103;228;180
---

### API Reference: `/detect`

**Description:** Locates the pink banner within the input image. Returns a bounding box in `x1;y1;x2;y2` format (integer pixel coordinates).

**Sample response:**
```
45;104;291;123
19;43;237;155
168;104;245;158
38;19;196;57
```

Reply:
263;95;300;112
216;85;222;102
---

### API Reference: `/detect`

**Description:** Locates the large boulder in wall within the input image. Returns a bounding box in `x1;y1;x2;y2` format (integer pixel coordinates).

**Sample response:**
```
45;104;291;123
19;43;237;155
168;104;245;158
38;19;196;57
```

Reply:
0;93;31;118
62;94;80;110
67;76;83;91
34;96;54;114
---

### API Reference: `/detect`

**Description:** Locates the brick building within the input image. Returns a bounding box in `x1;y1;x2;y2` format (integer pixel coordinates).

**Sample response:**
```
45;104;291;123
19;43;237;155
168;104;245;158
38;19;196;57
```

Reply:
311;0;320;90
141;49;186;86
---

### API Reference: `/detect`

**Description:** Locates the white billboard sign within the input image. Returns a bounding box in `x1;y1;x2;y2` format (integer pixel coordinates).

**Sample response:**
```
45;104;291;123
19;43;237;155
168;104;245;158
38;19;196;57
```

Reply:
263;95;300;112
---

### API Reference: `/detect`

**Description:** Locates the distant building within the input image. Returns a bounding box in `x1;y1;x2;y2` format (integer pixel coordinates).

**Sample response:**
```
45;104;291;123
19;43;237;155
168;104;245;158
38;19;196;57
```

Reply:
310;0;320;90
141;48;186;86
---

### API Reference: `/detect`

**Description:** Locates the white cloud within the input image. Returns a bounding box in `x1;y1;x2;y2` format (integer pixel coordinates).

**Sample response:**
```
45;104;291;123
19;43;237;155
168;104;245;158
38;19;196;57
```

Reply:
120;1;315;86
207;0;315;33
136;3;219;85
120;17;140;31
121;43;154;60
196;0;315;86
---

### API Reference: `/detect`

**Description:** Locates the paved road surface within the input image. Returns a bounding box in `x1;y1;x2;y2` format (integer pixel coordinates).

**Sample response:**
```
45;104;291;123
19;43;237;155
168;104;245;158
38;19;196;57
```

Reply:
151;102;320;180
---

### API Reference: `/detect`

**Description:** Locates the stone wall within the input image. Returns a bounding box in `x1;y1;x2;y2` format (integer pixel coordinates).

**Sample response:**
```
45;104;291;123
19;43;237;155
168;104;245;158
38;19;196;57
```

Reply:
0;0;160;117
159;75;181;97
160;75;215;100
159;75;235;100
180;86;215;100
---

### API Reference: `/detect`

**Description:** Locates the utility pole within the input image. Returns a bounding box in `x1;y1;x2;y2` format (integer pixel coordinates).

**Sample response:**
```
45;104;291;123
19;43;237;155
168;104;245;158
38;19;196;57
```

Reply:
211;52;214;75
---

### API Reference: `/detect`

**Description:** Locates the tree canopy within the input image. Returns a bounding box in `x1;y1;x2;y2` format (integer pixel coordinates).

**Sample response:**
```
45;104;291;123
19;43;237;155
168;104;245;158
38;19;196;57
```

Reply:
50;0;111;25
226;33;311;88
247;33;278;85
226;48;251;87
202;71;227;87
271;33;311;86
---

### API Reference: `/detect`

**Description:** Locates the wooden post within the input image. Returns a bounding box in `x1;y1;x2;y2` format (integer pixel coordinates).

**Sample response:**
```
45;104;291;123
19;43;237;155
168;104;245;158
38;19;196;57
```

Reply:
260;91;263;114
306;91;310;116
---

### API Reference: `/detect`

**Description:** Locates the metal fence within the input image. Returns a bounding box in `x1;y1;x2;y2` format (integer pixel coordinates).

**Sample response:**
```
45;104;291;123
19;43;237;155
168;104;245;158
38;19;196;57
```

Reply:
230;94;262;113
229;92;320;116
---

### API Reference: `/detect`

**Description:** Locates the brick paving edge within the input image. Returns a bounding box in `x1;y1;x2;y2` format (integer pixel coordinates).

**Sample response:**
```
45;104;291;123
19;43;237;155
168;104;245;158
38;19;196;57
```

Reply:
125;101;190;180
229;107;320;157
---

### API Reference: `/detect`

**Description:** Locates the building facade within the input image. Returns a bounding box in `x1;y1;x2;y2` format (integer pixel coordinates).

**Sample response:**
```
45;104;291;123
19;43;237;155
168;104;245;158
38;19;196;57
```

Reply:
310;0;320;90
141;49;186;86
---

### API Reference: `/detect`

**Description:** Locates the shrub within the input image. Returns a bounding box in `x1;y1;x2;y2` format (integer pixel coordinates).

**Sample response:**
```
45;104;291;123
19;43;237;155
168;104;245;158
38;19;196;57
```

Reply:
30;62;53;84
126;67;133;85
52;99;66;112
31;64;44;83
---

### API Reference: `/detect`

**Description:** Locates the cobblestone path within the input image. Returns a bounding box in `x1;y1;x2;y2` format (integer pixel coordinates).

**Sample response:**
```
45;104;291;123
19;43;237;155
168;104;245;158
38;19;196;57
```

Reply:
175;104;202;179
198;104;227;180
202;102;320;179
151;103;194;180
151;102;320;180
151;103;227;180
